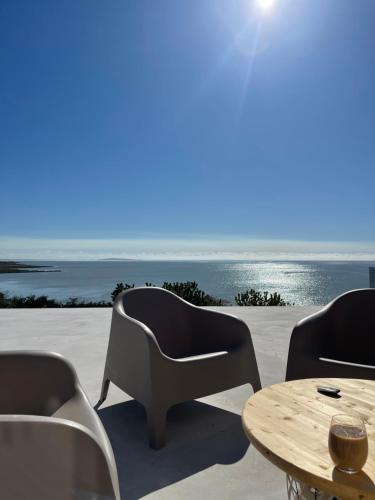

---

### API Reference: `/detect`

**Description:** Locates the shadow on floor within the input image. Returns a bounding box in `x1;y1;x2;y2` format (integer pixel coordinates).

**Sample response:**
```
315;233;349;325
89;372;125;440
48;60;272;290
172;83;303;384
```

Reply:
97;400;249;499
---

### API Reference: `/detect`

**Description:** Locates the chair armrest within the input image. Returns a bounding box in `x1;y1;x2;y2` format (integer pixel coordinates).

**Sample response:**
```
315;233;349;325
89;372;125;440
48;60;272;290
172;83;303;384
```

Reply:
176;351;228;362
110;297;167;358
0;415;120;500
104;297;172;400
162;306;262;393
316;358;375;380
189;306;252;352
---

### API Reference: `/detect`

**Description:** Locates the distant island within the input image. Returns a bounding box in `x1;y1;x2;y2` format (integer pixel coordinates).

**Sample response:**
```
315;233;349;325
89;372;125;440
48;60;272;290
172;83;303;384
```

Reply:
0;261;60;274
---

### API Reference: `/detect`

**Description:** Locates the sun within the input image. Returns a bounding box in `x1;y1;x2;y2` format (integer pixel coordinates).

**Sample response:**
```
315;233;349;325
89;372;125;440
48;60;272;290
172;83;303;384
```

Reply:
256;0;276;11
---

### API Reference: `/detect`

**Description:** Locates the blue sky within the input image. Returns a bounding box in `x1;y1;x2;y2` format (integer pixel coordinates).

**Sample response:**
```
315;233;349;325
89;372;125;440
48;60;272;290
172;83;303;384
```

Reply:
1;0;375;259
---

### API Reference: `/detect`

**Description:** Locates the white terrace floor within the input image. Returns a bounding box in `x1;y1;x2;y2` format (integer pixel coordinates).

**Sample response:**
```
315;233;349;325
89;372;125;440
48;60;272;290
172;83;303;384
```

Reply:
0;306;319;500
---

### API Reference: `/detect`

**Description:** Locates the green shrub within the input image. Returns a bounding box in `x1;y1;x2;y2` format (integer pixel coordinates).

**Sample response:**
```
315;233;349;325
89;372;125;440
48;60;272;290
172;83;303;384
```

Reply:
2;294;60;308
111;282;135;302
110;280;223;306
0;291;111;308
0;284;290;308
0;292;12;308
161;281;223;306
64;297;111;307
235;289;290;306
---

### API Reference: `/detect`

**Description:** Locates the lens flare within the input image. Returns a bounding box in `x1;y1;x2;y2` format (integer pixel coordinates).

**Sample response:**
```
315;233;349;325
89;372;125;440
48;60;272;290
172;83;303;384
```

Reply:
257;0;276;11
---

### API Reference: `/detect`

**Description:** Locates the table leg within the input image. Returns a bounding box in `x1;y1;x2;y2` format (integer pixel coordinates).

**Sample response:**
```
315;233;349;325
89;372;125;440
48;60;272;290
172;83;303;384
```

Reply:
286;475;339;500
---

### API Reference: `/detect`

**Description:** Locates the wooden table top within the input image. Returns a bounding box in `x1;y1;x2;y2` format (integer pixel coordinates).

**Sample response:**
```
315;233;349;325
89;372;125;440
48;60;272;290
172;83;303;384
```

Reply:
242;378;375;500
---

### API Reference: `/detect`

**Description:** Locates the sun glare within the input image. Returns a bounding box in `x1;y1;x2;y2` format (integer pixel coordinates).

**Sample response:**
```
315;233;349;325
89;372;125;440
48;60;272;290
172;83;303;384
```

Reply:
257;0;276;12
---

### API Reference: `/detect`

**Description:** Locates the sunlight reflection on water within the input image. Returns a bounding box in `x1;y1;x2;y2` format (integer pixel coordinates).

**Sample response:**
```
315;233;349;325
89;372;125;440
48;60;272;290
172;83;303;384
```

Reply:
0;260;372;305
219;261;367;305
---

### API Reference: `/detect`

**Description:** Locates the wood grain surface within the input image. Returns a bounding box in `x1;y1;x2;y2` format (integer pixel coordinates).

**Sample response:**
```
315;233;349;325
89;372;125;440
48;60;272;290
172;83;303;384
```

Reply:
242;378;375;500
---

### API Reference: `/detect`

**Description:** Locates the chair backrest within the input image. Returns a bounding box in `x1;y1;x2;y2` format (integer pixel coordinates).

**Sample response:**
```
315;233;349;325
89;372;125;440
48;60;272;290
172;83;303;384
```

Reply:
0;352;76;415
0;416;118;500
320;288;375;365
317;289;375;365
120;287;193;358
286;289;375;380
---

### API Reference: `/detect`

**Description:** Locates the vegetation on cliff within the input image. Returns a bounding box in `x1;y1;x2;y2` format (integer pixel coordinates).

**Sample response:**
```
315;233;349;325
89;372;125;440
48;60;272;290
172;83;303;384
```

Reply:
0;281;290;308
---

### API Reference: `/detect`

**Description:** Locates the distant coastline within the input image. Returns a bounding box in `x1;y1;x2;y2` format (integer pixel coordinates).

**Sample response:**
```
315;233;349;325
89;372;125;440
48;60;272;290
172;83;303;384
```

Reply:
0;261;60;274
98;258;137;261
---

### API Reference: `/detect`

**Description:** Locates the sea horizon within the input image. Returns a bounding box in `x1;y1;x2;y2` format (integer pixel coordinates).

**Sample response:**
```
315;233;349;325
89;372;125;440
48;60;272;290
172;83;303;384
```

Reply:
1;259;374;306
2;254;375;262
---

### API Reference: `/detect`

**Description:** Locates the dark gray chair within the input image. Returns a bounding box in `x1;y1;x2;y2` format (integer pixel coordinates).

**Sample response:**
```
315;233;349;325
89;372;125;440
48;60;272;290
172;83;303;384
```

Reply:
286;289;375;382
0;351;120;500
99;287;261;449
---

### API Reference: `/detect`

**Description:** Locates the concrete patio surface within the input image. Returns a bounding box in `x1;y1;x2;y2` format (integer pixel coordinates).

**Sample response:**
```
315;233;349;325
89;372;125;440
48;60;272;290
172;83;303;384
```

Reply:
0;306;319;499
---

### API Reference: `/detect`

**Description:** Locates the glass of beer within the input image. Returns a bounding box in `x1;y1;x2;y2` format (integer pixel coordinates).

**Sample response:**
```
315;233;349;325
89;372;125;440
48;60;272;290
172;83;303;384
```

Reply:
329;414;368;473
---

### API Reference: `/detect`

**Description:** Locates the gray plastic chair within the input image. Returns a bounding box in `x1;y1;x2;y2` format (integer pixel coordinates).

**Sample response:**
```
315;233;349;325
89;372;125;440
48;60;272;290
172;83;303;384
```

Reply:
99;287;261;449
0;351;120;500
286;289;375;382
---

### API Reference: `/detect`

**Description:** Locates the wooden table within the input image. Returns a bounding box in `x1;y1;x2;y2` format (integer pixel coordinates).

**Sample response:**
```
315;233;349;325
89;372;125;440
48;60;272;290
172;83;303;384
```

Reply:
242;378;375;500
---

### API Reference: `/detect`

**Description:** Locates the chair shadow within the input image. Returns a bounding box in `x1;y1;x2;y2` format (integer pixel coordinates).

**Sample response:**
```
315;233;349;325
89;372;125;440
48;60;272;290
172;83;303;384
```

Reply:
97;399;249;500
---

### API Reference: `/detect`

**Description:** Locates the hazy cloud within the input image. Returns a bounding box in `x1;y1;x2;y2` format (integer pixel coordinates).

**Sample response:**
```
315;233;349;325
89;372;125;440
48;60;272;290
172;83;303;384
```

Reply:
1;237;375;261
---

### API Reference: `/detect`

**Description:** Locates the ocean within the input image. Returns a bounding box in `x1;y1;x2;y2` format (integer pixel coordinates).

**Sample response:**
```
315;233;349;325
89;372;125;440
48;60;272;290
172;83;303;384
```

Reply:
0;260;374;305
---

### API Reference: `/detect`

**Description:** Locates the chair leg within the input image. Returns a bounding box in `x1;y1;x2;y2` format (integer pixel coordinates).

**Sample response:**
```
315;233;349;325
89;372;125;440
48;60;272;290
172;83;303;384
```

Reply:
146;404;168;450
250;374;262;393
98;377;110;405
